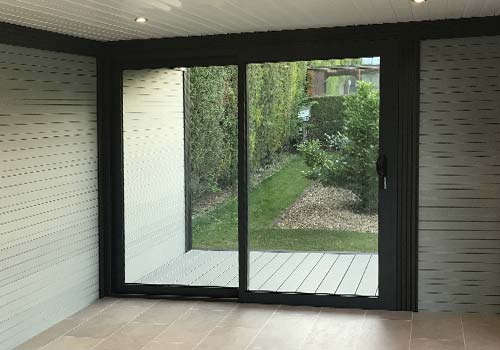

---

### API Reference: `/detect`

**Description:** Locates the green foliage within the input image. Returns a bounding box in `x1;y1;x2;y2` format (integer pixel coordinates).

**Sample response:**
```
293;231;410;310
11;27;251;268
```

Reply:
307;96;346;143
189;66;238;201
192;156;377;252
296;139;328;179
308;58;362;69
299;82;380;213
248;62;308;169
189;62;308;200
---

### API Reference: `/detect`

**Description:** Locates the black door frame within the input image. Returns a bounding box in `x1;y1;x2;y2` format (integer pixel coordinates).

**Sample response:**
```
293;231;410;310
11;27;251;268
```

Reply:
109;39;402;310
109;56;240;299
237;42;400;310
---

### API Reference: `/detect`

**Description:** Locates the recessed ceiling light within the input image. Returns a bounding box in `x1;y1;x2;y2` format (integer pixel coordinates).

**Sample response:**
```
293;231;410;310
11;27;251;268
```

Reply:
135;17;148;23
412;0;427;3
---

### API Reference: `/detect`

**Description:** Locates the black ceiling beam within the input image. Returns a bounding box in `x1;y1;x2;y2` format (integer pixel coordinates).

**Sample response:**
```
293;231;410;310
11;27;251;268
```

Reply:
0;21;102;57
108;15;500;59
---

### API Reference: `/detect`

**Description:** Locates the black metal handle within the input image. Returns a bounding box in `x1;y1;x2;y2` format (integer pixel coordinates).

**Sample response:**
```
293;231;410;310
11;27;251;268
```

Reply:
376;155;387;190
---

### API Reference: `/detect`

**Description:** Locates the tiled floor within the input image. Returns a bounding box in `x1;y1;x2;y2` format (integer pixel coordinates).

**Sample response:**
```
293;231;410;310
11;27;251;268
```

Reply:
17;298;500;350
137;250;378;296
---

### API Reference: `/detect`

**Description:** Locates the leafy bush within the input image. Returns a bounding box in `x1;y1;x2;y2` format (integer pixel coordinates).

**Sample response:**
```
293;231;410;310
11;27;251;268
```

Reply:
189;62;308;200
248;62;308;169
189;66;238;201
299;82;379;212
307;96;346;143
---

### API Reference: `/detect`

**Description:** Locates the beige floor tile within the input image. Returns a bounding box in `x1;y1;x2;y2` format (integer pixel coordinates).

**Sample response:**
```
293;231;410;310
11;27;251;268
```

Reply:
301;309;365;350
16;318;81;350
219;304;276;328
68;298;116;321
248;307;319;350
355;318;412;350
366;309;413;320
196;326;260;350
410;338;465;350
412;312;463;341
111;298;158;308
191;300;237;312
134;300;195;324
93;323;166;350
68;306;149;339
21;299;500;350
154;308;228;346
462;314;500;350
42;336;101;350
142;340;195;350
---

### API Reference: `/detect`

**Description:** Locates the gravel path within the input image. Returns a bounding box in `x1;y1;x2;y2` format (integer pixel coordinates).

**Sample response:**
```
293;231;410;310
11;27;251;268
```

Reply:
275;182;378;233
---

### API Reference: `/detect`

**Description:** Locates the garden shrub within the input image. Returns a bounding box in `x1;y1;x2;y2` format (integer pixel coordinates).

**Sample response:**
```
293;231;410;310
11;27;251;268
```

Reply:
247;61;307;169
189;66;238;201
299;82;380;213
189;62;308;201
307;96;346;143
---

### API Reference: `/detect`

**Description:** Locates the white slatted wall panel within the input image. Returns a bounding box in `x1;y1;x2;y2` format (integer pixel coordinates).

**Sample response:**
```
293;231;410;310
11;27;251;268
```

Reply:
123;68;186;283
419;36;500;313
0;43;98;349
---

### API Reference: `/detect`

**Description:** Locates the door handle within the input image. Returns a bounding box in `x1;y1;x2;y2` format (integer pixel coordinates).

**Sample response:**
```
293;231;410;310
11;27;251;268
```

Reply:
376;155;387;190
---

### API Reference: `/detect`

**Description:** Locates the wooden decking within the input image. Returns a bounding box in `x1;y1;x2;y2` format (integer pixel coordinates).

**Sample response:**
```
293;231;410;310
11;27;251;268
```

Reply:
137;250;378;296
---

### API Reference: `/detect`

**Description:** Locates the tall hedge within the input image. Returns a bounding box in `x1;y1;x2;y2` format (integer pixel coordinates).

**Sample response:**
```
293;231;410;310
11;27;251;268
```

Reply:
189;62;307;200
307;96;346;143
189;66;238;201
247;62;307;168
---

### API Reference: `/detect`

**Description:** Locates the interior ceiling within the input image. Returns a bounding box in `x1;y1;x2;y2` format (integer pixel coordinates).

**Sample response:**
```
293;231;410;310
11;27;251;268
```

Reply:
0;0;499;42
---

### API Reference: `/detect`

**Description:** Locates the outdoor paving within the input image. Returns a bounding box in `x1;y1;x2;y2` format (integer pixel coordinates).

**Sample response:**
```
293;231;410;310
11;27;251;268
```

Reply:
136;250;378;296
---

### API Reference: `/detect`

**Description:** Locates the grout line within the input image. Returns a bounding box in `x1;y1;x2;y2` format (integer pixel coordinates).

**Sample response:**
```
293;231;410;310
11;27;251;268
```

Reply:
243;305;279;350
37;297;118;350
298;306;322;350
352;309;368;350
137;300;198;350
89;299;159;350
460;313;468;350
408;311;414;350
191;302;240;350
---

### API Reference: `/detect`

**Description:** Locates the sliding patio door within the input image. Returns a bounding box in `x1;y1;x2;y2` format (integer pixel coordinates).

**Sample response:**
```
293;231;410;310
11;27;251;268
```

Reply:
112;51;398;309
118;65;239;295
241;54;398;309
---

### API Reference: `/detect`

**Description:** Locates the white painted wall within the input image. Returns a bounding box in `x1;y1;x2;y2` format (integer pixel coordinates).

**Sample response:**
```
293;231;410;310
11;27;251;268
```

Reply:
0;43;99;349
122;68;186;283
419;36;500;313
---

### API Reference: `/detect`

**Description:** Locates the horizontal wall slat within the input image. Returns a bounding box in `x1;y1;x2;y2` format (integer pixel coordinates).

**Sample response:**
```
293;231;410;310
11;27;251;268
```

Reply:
0;43;98;349
418;36;500;313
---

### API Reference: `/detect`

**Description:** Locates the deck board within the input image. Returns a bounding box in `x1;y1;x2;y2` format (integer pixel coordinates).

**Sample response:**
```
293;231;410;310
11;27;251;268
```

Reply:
138;250;378;296
336;254;371;295
356;254;379;296
316;254;355;294
259;252;308;291
278;253;324;292
298;253;338;294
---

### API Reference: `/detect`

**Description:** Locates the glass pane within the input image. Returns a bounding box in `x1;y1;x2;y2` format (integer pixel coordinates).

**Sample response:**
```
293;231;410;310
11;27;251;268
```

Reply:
123;66;238;287
247;58;380;296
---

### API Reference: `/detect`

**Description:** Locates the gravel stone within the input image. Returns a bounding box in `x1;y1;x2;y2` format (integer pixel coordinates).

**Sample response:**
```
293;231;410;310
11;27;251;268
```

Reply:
275;182;378;233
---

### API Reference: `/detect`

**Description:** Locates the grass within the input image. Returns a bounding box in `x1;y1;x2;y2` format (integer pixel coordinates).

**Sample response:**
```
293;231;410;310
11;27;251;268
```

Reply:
192;155;377;252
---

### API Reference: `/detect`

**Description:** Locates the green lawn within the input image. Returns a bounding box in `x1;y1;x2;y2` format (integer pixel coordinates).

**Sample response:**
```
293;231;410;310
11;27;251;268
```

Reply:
192;156;377;252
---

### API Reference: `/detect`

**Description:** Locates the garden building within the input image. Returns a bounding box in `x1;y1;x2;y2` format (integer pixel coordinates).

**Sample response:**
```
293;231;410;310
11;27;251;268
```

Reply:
1;1;500;349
